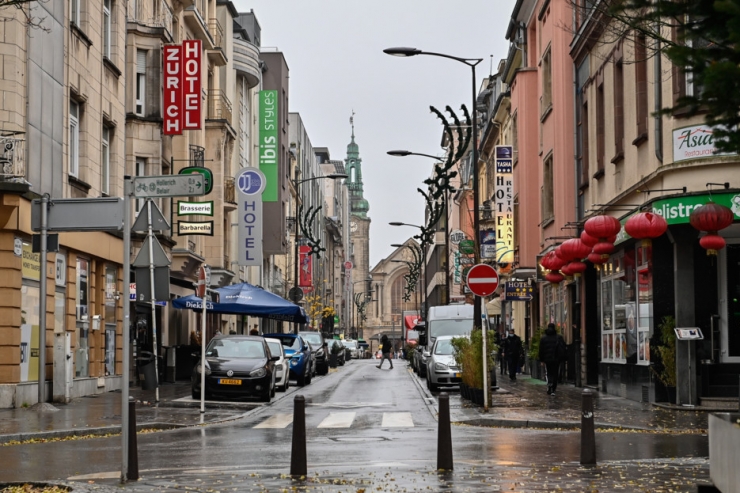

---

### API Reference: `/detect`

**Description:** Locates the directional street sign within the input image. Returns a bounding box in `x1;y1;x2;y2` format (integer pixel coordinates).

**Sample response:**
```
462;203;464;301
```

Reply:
32;197;124;232
466;263;500;297
133;174;205;198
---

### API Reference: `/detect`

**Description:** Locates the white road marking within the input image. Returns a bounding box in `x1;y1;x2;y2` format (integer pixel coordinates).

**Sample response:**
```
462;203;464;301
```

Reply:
468;277;498;283
381;412;414;427
253;413;293;429
317;412;356;428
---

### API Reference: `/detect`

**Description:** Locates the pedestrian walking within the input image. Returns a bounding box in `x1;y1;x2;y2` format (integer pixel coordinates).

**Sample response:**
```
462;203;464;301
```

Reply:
377;334;393;369
502;329;522;381
538;323;567;395
496;330;505;375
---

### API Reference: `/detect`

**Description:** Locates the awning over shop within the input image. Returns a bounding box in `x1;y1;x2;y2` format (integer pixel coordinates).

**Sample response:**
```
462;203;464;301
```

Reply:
487;298;502;316
404;315;422;330
172;282;308;324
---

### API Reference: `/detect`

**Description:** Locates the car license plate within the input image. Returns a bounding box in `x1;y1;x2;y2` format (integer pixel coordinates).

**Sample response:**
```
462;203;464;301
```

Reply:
455;373;461;378
218;378;241;385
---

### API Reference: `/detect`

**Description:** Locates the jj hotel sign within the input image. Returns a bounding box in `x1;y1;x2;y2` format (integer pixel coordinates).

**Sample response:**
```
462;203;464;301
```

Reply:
163;40;203;135
236;168;266;266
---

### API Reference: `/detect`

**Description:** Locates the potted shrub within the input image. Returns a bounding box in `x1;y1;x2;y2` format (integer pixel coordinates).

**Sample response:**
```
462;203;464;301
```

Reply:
453;331;495;405
652;316;677;403
451;336;471;400
527;326;544;380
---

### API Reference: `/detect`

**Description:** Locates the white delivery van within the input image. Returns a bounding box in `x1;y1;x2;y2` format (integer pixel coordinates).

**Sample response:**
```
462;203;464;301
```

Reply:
414;304;475;378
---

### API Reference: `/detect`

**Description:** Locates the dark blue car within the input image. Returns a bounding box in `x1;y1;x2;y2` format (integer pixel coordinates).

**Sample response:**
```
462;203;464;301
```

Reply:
262;334;312;386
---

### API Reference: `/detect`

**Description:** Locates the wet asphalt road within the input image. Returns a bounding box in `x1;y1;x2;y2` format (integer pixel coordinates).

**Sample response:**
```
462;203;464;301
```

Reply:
0;359;710;491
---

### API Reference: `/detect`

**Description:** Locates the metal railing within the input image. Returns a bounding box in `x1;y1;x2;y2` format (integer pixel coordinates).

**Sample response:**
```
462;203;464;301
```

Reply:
127;0;173;37
0;136;25;182
207;90;232;122
208;19;223;49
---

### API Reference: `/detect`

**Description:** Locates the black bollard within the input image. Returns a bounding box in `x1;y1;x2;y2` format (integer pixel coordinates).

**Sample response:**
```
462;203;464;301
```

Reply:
290;395;307;477
580;389;596;466
437;393;453;470
128;400;139;480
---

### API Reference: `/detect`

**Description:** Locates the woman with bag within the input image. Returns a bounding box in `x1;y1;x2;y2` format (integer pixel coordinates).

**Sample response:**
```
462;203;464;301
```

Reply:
538;323;567;396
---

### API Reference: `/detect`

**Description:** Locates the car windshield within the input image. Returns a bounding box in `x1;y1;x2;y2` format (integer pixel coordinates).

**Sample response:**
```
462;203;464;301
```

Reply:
268;335;302;350
266;340;283;358
300;333;323;346
434;339;455;355
343;341;357;349
429;319;473;339
206;338;265;358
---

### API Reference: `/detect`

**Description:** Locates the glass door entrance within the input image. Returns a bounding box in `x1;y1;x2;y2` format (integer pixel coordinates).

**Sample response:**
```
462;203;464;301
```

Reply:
720;243;740;362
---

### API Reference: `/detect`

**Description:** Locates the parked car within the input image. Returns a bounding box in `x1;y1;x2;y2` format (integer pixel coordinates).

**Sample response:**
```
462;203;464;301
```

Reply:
342;339;359;359
425;335;464;392
306;340;317;377
329;339;345;366
265;337;290;392
191;335;278;402
299;331;328;375
262;333;312;386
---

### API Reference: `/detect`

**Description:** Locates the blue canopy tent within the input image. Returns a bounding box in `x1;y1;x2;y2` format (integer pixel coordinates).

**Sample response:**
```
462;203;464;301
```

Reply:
172;282;308;324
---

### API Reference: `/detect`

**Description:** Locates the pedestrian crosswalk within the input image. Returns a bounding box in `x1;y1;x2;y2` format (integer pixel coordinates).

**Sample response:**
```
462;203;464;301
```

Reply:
252;412;415;429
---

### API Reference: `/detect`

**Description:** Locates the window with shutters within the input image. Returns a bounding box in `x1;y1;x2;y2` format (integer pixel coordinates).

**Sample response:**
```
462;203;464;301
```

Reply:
541;46;552;118
634;34;649;143
70;100;80;177
70;0;81;26
541;153;554;224
135;158;146;212
102;126;110;195
103;0;111;59
596;80;605;175
576;57;589;187
613;55;624;162
135;50;146;116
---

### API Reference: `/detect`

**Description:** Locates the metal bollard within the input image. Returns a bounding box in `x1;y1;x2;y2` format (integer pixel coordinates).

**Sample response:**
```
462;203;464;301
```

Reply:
128;400;139;481
737;375;740;412
580;389;596;466
437;393;454;470
290;395;307;477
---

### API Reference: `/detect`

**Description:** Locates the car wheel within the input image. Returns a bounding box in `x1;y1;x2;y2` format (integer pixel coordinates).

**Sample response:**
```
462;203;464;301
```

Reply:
306;369;312;385
297;372;306;387
261;389;271;403
271;384;276;398
427;377;438;392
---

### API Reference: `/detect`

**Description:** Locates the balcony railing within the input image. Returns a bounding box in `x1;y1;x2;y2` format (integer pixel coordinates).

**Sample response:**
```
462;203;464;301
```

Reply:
127;0;173;37
208;19;223;49
0;136;26;183
207;90;232;122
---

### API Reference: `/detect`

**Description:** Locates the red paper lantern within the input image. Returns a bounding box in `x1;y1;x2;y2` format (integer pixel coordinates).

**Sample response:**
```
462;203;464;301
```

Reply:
558;238;592;261
561;263;574;276
625;212;668;244
588;252;607;264
690;202;734;256
569;260;587;276
690;202;734;233
584;215;622;240
593;241;615;256
545;271;564;284
549;250;567;271
699;233;726;256
581;231;598;247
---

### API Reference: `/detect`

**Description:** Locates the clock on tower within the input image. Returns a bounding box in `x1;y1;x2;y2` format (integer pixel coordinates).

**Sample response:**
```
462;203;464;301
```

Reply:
350;220;358;233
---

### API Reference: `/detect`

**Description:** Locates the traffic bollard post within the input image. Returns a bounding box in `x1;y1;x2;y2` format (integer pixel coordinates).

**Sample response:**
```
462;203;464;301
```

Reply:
290;395;307;477
128;399;139;480
580;388;596;466
437;393;453;470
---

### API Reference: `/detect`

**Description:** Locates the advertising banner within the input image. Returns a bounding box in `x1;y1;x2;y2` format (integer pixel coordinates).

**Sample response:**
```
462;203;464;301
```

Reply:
163;44;183;135
480;228;496;259
495;145;514;264
299;245;312;287
182;40;202;130
259;90;279;202
235;168;266;266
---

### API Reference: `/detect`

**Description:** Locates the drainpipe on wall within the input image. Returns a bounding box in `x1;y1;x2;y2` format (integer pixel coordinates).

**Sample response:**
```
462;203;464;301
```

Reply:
654;25;663;162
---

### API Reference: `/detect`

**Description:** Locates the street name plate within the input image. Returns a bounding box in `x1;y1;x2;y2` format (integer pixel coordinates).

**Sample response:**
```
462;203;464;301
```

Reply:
32;197;124;232
133;174;205;198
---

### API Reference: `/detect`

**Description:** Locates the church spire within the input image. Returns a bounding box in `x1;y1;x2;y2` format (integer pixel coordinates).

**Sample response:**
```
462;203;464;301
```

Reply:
345;112;369;218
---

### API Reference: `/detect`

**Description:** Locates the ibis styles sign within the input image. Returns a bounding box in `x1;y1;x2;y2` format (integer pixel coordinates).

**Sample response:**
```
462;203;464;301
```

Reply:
259;90;278;202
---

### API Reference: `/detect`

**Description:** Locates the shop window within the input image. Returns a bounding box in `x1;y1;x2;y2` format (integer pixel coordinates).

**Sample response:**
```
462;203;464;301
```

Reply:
543;283;566;330
75;258;90;378
104;265;117;376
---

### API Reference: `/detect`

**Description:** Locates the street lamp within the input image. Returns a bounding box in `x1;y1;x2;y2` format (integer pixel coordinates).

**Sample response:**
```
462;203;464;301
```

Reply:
383;46;483;328
388;149;451;305
389;222;429;320
292;172;347;334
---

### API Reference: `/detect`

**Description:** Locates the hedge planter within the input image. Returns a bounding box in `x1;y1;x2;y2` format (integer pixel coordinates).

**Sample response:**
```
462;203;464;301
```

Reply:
471;388;484;406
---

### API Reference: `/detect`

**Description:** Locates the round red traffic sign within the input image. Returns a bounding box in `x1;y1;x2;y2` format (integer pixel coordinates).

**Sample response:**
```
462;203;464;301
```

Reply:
466;264;499;297
344;261;353;270
196;265;209;298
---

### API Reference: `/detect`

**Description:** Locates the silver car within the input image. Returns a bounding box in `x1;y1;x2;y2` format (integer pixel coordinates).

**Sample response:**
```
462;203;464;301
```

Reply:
425;335;464;392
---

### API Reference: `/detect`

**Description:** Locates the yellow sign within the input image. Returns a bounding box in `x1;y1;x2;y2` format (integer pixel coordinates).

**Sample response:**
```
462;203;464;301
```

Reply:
22;243;40;281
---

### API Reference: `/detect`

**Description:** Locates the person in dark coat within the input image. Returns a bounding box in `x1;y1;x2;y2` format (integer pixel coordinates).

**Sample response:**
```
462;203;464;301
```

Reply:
502;329;523;381
539;323;566;395
377;334;393;369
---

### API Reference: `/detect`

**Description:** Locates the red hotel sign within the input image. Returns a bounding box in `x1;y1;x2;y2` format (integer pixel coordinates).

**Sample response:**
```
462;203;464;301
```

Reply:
163;40;202;135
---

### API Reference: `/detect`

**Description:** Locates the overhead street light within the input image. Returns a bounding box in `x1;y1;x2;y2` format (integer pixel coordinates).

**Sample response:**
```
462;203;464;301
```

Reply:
291;172;347;334
384;45;483;328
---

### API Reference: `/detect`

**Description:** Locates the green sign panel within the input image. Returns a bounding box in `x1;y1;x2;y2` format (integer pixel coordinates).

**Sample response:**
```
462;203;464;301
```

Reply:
334;315;339;324
459;239;475;254
615;192;740;245
178;167;213;195
259;90;278;202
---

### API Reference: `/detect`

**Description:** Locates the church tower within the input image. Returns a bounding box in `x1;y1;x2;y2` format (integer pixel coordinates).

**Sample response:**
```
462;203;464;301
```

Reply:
346;113;371;337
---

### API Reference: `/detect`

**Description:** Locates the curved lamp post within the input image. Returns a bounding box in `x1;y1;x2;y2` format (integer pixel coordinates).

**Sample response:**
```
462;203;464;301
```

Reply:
390;223;429;320
292;172;347;334
388;150;452;304
384;46;483;328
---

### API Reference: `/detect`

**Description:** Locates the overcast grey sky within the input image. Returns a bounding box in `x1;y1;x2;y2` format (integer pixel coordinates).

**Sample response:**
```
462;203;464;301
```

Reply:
233;0;517;267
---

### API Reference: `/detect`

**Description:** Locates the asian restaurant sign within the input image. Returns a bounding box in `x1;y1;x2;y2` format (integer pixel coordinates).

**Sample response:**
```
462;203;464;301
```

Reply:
615;191;740;245
672;124;736;162
163;40;202;135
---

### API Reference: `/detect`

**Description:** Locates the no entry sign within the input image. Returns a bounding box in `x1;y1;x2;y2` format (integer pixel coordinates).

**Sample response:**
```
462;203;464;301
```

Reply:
466;264;500;297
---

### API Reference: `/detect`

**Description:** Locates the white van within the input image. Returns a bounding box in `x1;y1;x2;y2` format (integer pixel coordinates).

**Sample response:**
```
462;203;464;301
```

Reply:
414;304;475;378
